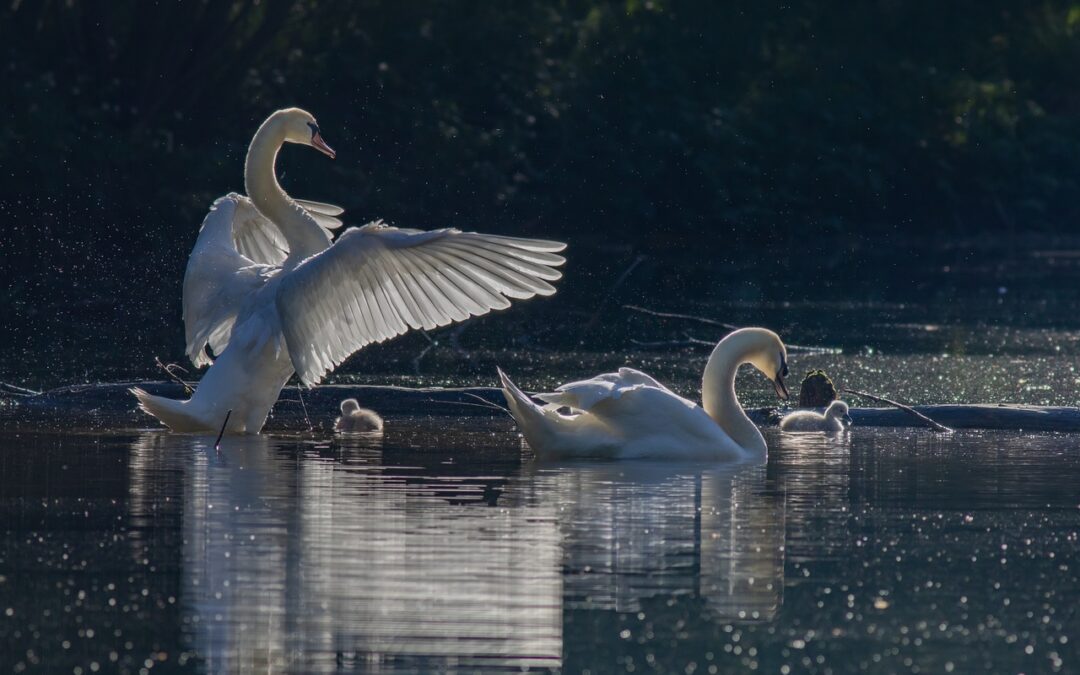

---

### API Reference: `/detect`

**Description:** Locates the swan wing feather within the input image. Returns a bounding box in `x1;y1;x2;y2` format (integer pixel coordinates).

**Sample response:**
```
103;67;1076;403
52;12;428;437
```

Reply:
276;222;567;385
295;198;345;230
227;194;291;266
232;196;345;264
295;198;345;217
535;367;673;410
587;385;729;444
182;194;276;367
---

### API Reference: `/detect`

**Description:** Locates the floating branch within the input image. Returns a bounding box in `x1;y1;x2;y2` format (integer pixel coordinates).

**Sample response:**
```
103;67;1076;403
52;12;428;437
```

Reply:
623;306;841;354
155;357;194;395
5;382;1077;432
424;392;512;417
842;387;952;433
630;332;714;350
0;381;40;397
623;304;739;330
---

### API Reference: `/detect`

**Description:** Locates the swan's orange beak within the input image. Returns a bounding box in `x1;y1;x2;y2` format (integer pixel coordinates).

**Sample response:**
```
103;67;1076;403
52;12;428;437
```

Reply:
312;132;336;159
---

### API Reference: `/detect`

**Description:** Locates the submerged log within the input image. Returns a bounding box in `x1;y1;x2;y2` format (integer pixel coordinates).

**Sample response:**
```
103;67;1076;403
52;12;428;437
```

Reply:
0;381;511;432
2;381;1080;433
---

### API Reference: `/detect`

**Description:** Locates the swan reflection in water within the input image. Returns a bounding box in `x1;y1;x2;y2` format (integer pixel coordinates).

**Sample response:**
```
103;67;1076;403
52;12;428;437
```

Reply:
535;460;787;623
128;430;788;671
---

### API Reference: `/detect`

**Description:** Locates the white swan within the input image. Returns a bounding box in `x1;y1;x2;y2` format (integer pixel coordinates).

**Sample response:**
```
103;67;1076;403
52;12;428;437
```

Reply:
779;400;851;432
335;399;384;433
498;327;790;460
132;108;566;434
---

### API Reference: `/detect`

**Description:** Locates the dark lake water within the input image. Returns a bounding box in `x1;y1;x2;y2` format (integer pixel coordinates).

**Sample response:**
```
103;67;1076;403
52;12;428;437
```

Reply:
0;423;1077;674
2;241;1080;672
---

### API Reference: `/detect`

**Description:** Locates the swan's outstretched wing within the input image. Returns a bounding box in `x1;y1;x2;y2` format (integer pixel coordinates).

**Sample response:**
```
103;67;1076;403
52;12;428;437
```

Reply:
183;195;276;367
276;222;567;385
232;197;346;265
536;367;673;411
183;194;347;367
229;196;290;266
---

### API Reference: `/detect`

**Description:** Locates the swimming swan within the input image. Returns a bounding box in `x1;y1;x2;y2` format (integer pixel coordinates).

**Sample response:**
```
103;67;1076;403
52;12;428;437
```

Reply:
779;400;851;432
498;327;790;460
132;108;566;434
335;399;384;433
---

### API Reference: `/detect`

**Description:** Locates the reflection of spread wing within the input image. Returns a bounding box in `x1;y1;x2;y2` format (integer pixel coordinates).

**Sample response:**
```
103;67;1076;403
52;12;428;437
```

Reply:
535;367;674;411
182;194;347;367
275;222;567;385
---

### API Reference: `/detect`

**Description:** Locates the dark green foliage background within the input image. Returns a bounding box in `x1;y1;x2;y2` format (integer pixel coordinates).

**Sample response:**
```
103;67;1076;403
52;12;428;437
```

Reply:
2;0;1079;384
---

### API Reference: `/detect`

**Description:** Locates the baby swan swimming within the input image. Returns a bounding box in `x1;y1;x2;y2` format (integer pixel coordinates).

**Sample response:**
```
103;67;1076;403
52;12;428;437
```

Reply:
499;327;790;461
335;399;384;433
780;400;851;432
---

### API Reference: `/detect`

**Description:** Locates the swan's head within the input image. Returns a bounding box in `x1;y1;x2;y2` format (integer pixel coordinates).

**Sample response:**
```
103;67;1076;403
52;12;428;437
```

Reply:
273;107;336;159
340;398;360;416
737;328;790;400
826;400;852;426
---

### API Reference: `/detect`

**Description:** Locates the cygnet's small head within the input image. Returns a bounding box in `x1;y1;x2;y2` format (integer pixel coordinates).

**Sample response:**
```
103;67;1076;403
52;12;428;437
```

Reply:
826;400;852;426
272;107;336;158
741;328;790;401
340;398;361;416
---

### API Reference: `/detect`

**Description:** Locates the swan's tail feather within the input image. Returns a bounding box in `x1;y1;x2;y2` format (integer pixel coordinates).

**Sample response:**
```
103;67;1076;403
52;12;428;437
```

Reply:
130;387;203;432
497;368;558;453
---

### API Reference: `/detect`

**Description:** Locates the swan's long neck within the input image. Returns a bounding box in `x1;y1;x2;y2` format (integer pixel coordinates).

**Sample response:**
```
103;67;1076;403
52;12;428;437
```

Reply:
245;119;329;263
701;336;767;455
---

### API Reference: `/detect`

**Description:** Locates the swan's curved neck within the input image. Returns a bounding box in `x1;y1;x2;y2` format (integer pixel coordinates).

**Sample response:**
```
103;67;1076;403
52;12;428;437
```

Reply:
245;119;329;263
701;337;767;455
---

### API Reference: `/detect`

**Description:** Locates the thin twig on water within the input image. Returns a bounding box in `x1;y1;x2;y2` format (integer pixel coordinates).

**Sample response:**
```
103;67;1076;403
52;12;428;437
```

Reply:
623;304;740;331
630;331;840;354
448;323;472;359
624;306;841;353
155;357;194;395
842;388;952;433
0;381;40;397
296;383;313;432
412;330;438;375
215;409;233;450
630;333;715;349
426;394;513;418
585;254;648;330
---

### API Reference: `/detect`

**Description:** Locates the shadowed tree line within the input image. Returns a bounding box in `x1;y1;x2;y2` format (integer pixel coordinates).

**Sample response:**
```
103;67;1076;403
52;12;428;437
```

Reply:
2;0;1080;383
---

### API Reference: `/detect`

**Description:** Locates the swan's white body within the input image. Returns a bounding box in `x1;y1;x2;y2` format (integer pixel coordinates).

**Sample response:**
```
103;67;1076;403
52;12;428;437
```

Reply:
779;400;851;432
498;328;790;461
133;108;566;434
335;399;384;433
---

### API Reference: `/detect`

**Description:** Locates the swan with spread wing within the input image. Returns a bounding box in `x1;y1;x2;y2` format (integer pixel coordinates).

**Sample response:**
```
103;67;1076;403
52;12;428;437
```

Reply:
132;108;566;434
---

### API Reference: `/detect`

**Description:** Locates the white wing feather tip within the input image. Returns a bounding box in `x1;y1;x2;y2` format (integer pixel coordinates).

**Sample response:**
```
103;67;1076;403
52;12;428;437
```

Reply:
277;225;568;385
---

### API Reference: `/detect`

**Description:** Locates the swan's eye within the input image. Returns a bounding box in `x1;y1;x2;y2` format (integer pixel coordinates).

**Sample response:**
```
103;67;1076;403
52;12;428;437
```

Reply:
779;355;789;378
307;122;320;138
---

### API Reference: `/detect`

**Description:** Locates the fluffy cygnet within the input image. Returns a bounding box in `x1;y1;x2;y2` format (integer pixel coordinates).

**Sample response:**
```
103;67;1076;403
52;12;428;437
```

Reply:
780;400;851;432
334;398;384;432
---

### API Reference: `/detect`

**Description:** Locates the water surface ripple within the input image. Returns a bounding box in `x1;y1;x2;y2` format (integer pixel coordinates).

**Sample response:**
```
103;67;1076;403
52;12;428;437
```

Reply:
0;424;1077;673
